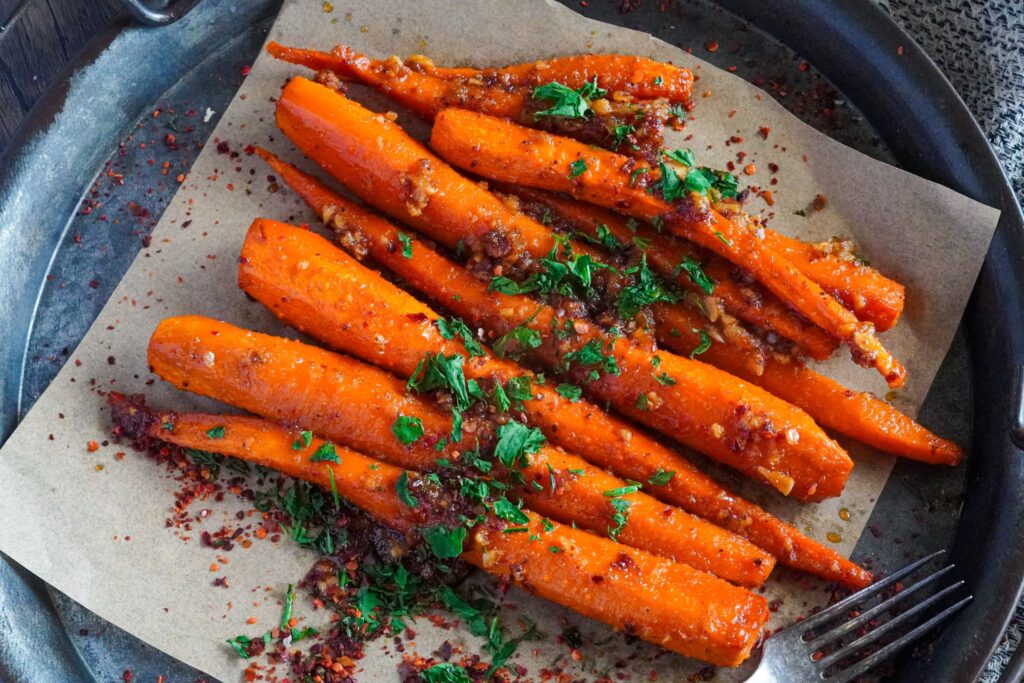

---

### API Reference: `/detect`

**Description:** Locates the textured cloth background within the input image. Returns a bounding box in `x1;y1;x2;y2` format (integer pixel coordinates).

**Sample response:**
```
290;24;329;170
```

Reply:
876;1;1023;680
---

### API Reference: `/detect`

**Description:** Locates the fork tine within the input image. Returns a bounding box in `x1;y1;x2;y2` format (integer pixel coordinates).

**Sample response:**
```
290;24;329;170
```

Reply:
780;550;945;635
825;595;972;683
807;564;956;650
816;579;965;669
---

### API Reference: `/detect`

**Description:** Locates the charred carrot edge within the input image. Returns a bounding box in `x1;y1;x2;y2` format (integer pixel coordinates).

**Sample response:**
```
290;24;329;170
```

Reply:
150;307;772;586
503;185;841;361
240;218;775;586
269;43;526;121
652;305;962;465
269;42;694;104
429;107;907;388
115;396;767;667
256;146;873;588
270;83;855;501
764;231;905;332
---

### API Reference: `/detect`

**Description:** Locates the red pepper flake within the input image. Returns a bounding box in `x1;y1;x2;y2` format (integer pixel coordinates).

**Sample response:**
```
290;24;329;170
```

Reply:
241;65;252;76
87;440;100;452
726;65;737;72
758;126;771;139
761;190;775;206
88;280;100;289
798;61;809;72
743;163;757;176
897;45;904;56
706;41;719;52
122;671;134;683
813;193;828;211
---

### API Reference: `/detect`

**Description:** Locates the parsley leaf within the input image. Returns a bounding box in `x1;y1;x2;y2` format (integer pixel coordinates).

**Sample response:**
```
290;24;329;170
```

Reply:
206;425;225;439
493;421;546;471
648;469;676;486
423;525;467;559
674;257;714;294
392;415;425;445
310;441;341;463
616;255;679;318
568;159;587;178
690;328;713;358
281;584;295;630
563;339;621;379
493;321;542;359
292;430;313;450
532;78;606;119
663;148;695;166
612;124;635;147
652;371;676;386
420;662;472;683
659;161;686;202
397;231;414;258
395;471;419;508
491;498;530;525
556;383;582;402
434;317;485;357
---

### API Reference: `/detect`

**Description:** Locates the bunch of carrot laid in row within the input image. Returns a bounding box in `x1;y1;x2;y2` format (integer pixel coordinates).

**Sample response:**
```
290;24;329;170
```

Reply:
119;43;964;669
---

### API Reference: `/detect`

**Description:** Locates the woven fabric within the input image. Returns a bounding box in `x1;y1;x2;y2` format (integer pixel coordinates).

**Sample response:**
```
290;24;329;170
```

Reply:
877;1;1023;680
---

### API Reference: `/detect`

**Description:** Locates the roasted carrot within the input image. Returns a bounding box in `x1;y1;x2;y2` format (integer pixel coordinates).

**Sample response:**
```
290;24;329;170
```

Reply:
275;76;558;262
763;231;905;332
652;304;961;464
269;43;526;121
150;312;773;585
503;186;841;360
256;147;873;587
108;393;414;531
430;108;907;388
268;42;694;104
114;395;768;666
465;513;769;667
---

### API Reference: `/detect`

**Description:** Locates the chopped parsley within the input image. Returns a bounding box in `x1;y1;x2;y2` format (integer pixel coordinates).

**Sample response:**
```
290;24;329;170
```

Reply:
421;663;472;683
556;383;583;402
392;415;424;445
205;425;225;439
648;468;676;486
292;430;313;450
395;471;419;508
397;231;414;258
616;256;679;318
532;78;606;119
691;328;713;357
491;498;530;525
612;124;636;147
493;321;542;359
493;420;546;471
652;371;676;386
422;525;467;559
434;317;485;357
562;339;620;380
281;584;295;629
674;257;714;294
568;158;587;178
309;441;341;463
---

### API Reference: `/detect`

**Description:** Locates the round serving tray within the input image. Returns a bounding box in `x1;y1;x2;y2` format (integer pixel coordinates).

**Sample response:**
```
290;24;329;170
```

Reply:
1;1;1021;681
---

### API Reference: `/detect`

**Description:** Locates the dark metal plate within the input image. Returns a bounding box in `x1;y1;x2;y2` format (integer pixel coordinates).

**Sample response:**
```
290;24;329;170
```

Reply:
0;1;1020;681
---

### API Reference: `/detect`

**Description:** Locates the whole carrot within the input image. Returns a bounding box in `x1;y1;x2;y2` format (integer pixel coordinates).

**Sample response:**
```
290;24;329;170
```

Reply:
255;148;873;587
150;313;773;585
429;107;907;388
114;396;768;667
653;305;962;464
268;42;694;104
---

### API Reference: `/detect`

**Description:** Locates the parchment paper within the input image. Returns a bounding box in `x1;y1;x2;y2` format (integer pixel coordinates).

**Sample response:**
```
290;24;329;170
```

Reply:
0;0;1000;680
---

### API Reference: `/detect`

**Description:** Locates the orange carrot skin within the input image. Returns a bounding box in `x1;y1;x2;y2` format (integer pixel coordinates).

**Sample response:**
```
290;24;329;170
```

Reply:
148;315;455;470
764;231;905;332
467;512;768;667
405;51;695;105
430;108;907;388
114;399;415;532
122;397;767;665
258;149;872;587
239;219;774;586
653;304;961;464
279;44;528;121
507;186;840;361
275;77;556;261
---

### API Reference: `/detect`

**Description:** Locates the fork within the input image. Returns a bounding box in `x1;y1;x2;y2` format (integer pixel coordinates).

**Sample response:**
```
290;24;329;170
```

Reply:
746;550;972;682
